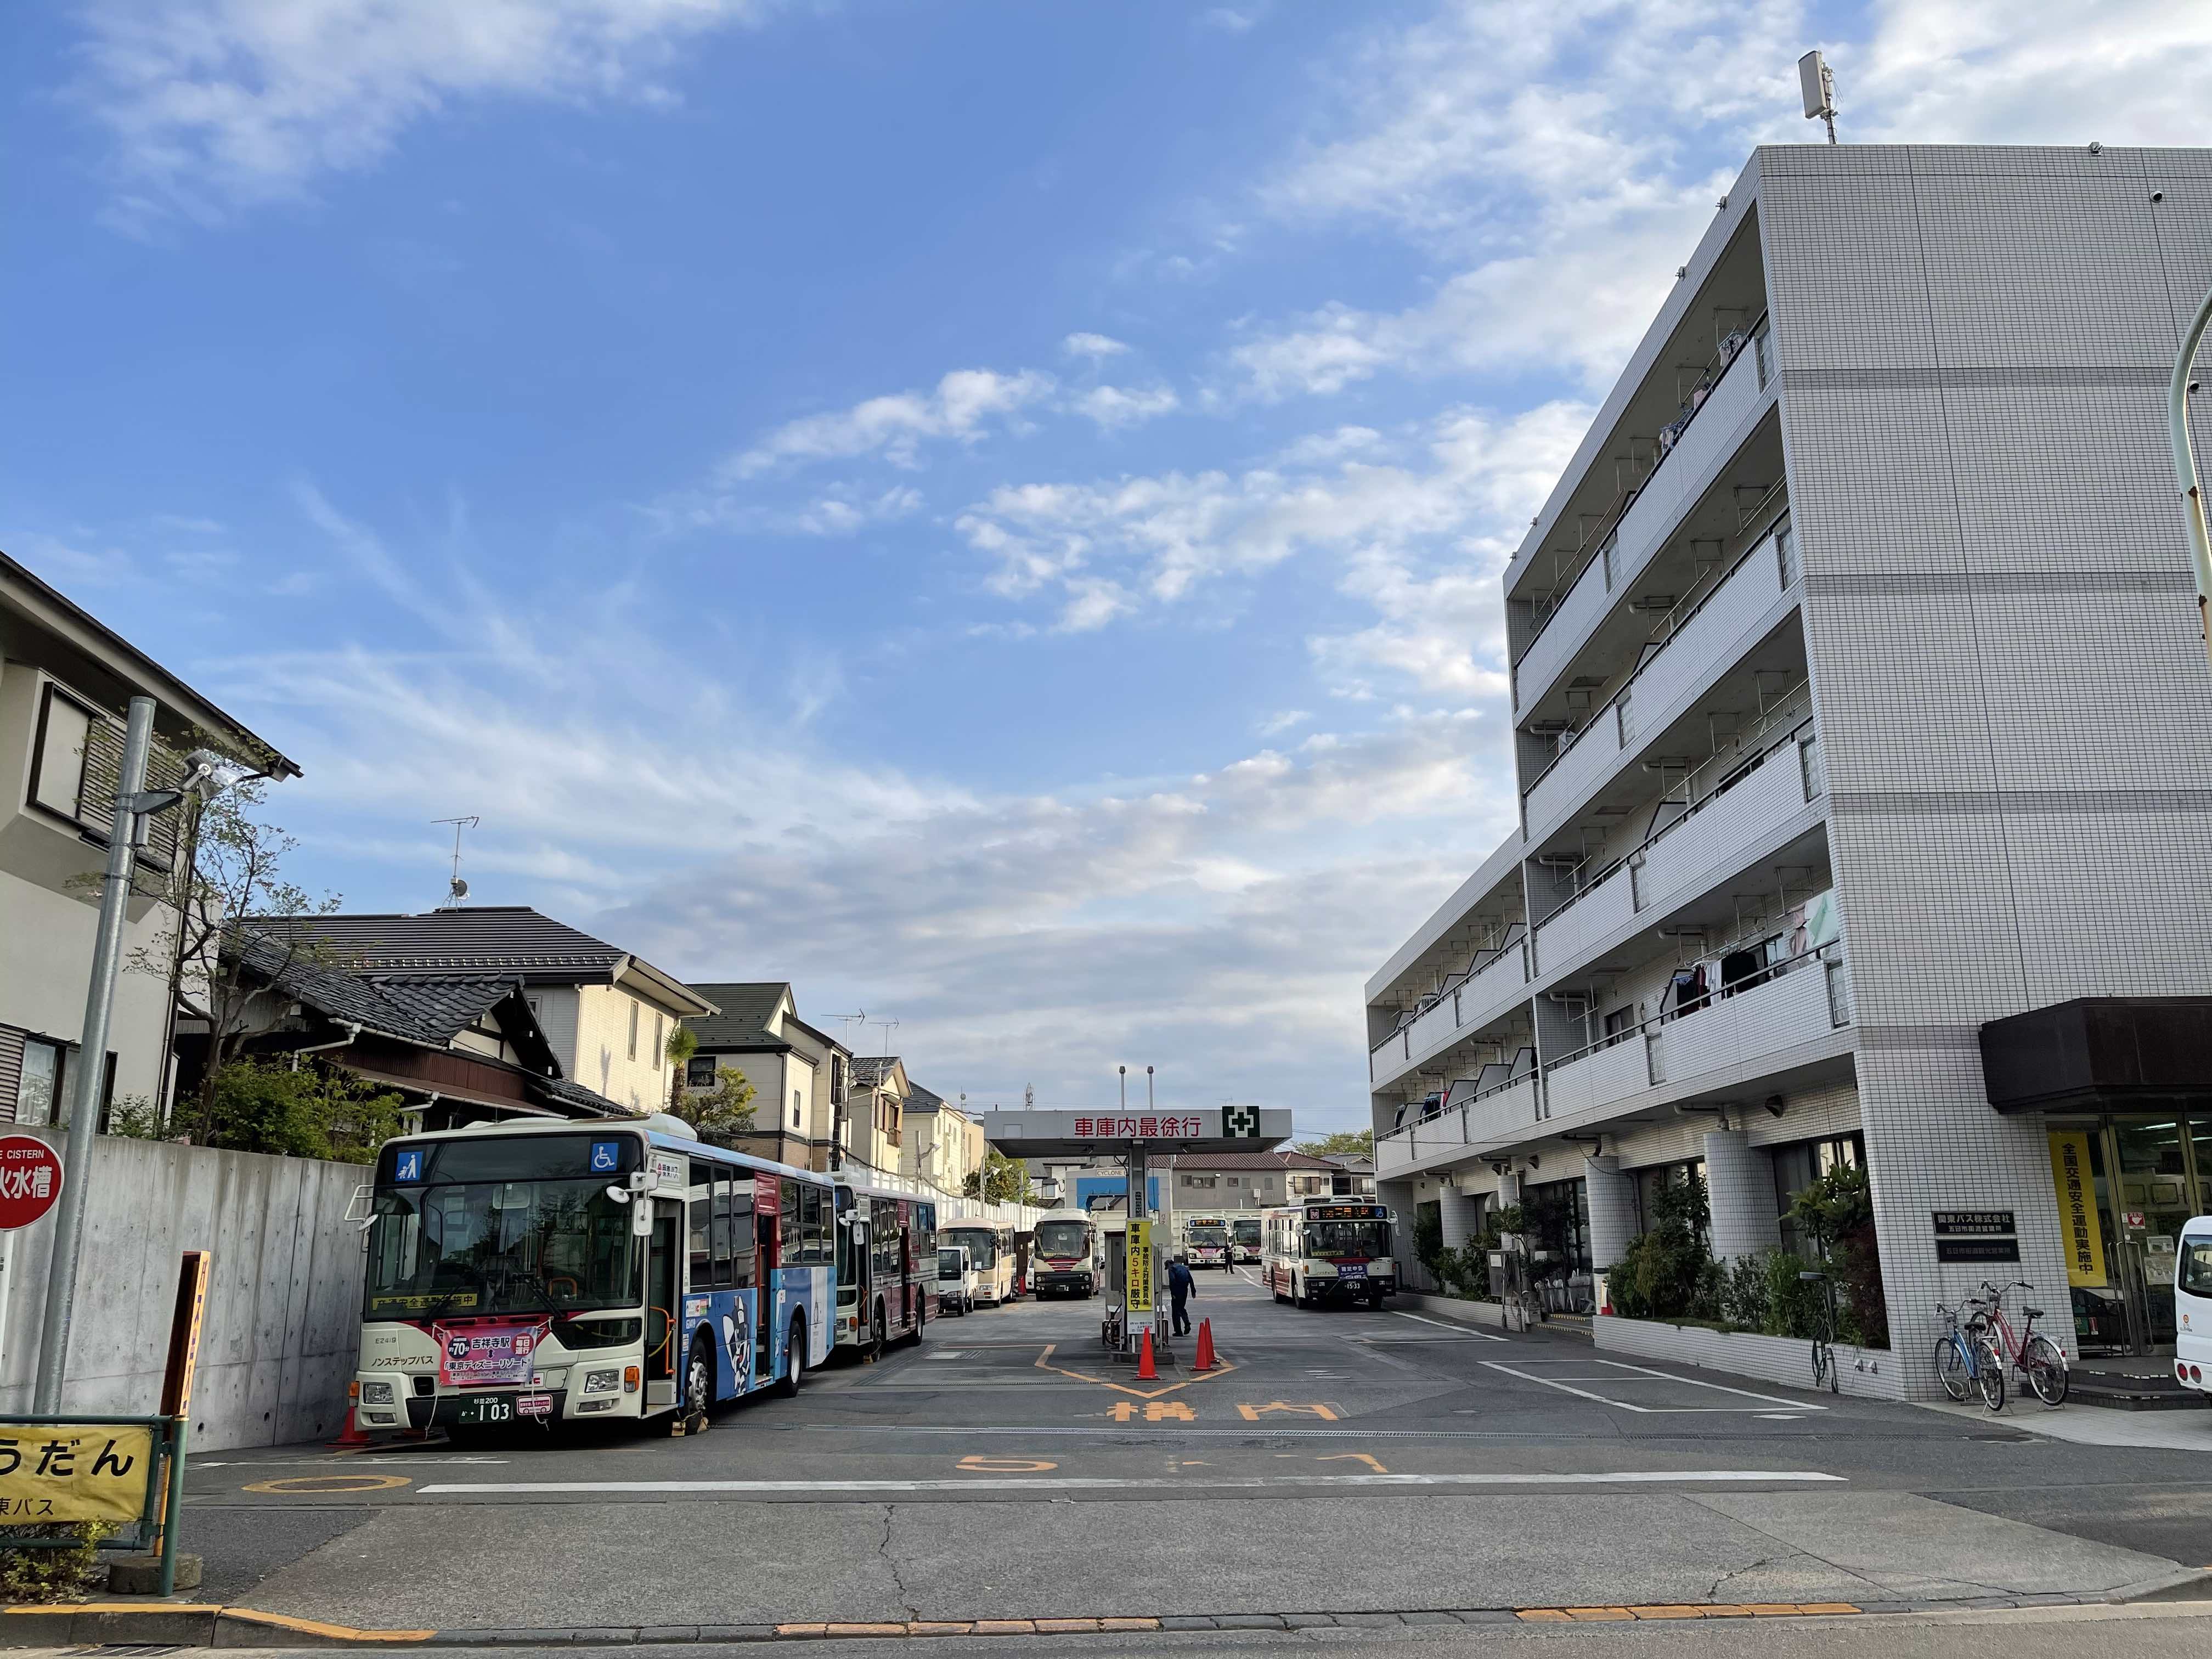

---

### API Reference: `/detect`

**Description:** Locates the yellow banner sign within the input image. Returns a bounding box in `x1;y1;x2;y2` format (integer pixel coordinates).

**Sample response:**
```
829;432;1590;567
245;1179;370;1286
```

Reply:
2048;1131;2107;1290
1126;1220;1153;1313
0;1424;154;1522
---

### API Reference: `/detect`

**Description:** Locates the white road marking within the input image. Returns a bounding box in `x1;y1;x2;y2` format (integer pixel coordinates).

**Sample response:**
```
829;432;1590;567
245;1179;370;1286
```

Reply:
1480;1359;1829;1414
1390;1312;1506;1341
417;1469;1844;1496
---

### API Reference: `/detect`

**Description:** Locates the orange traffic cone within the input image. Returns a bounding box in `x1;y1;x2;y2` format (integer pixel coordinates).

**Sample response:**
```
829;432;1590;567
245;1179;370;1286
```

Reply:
1194;1318;1216;1372
1136;1325;1157;1380
326;1389;373;1451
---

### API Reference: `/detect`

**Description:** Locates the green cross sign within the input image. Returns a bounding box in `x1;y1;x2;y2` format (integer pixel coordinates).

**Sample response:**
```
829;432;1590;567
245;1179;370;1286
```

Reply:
1223;1103;1260;1138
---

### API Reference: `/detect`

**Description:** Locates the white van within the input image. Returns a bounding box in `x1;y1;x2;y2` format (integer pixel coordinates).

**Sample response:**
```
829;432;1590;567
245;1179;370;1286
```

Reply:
938;1244;977;1317
2178;1214;2212;1397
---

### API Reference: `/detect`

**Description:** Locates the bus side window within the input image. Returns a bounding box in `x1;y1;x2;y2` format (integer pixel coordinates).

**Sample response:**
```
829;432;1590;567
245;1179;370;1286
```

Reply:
728;1183;758;1290
689;1165;713;1290
759;1176;783;1272
799;1184;823;1265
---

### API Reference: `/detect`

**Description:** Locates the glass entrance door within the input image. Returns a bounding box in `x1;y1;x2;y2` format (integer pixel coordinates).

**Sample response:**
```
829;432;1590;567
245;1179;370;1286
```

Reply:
2100;1119;2209;1353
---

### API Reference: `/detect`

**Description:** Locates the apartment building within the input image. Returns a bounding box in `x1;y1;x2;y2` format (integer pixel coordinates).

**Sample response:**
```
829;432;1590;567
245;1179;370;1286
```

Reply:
900;1081;983;1196
1367;144;2212;1395
0;550;298;1122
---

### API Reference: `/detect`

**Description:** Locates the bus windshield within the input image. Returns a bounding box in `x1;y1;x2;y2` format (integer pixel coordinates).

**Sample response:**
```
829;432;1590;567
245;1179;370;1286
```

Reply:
943;1227;997;1267
1302;1219;1390;1260
1231;1218;1261;1247
2182;1233;2212;1298
1188;1226;1228;1247
1034;1220;1089;1259
366;1177;637;1318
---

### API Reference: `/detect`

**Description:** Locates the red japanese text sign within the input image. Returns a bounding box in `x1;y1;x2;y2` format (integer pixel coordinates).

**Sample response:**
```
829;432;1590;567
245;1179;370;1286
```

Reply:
432;1318;550;1387
0;1136;63;1231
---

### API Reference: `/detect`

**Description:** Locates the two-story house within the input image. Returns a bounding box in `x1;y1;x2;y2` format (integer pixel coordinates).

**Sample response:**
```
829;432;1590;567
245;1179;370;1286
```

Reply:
681;981;851;1171
846;1055;909;1179
1;550;298;1125
900;1081;982;1196
270;907;713;1113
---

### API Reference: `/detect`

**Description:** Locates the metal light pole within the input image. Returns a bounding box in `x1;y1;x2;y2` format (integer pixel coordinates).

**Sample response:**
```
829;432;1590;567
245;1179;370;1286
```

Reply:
2169;283;2212;682
35;696;158;1412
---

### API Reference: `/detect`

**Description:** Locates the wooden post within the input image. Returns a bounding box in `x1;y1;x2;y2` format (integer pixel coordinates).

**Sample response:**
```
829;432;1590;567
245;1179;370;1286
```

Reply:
154;1251;211;1596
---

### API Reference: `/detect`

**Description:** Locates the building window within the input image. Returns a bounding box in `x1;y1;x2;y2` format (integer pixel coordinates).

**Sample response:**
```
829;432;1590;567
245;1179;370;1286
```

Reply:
628;1000;639;1062
792;1089;802;1130
1773;1132;1864;1257
15;1039;62;1125
686;1056;716;1088
1227;1176;1238;1187
653;1013;664;1068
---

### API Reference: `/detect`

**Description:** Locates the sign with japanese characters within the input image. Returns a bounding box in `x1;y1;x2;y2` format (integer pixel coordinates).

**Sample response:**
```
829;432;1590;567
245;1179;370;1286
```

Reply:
0;1136;63;1231
1125;1220;1153;1313
2047;1132;2107;1289
0;1424;153;1521
431;1318;550;1387
1070;1114;1209;1140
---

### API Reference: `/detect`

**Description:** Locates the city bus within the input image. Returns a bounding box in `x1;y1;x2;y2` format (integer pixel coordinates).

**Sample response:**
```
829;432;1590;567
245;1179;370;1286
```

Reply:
833;1178;936;1356
1029;1212;1097;1298
354;1117;834;1437
1263;1198;1398;1310
1229;1216;1263;1266
940;1221;1016;1306
1180;1215;1231;1269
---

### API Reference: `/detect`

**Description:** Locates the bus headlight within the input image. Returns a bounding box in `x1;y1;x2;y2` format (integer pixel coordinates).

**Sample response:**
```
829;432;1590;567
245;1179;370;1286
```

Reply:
359;1380;396;1406
582;1368;621;1395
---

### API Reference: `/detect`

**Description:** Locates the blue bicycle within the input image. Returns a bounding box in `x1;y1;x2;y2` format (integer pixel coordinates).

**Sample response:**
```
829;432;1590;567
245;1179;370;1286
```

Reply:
1934;1299;2005;1410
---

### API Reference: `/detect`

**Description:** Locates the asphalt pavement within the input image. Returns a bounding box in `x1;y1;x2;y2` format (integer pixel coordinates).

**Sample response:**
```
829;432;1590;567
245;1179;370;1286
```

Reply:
165;1268;2212;1634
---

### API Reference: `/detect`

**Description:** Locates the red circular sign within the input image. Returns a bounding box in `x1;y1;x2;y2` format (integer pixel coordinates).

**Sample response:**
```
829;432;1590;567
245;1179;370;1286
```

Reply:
0;1136;64;1231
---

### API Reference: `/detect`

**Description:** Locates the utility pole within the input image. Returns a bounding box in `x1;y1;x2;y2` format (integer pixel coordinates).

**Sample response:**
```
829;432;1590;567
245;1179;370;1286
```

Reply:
36;697;156;1412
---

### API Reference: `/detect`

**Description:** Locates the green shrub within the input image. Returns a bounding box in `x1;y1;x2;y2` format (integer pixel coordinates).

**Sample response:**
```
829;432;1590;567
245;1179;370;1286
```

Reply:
1788;1164;1888;1347
208;1060;404;1163
0;1523;114;1602
1607;1175;1709;1319
1762;1249;1827;1339
1412;1204;1444;1285
1718;1252;1773;1330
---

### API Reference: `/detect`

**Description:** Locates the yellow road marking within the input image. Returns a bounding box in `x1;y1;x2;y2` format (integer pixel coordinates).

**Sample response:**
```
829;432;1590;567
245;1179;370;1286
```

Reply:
1236;1401;1338;1421
1033;1341;1240;1399
956;1455;1057;1472
241;1472;411;1495
1319;1453;1387;1473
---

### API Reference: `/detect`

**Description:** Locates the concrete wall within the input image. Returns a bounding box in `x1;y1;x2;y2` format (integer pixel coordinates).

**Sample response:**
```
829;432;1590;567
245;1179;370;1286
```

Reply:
0;1130;366;1451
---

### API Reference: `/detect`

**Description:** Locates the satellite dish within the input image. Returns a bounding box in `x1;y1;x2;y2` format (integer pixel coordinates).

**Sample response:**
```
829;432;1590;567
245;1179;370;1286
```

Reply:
448;876;470;902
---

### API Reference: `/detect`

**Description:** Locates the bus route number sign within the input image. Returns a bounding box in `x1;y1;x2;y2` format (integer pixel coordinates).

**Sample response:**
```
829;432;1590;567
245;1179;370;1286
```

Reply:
0;1136;63;1232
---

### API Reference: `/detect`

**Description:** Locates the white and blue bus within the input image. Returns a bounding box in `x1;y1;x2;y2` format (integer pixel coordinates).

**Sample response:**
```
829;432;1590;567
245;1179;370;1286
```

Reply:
833;1178;937;1355
353;1117;834;1436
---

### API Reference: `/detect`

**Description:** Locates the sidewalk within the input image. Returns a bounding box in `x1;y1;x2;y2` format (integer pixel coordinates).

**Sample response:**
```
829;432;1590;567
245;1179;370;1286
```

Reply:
1918;1397;2212;1453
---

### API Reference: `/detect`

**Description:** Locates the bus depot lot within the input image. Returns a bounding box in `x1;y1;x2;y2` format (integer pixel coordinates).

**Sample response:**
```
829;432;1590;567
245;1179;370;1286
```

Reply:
167;1274;2212;1638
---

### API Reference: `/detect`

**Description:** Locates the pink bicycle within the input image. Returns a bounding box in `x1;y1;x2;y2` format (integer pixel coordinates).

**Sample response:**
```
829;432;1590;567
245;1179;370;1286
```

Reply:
1978;1279;2069;1406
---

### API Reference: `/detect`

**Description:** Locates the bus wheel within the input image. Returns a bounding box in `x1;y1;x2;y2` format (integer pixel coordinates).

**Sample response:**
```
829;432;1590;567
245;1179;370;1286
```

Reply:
871;1302;888;1356
778;1316;806;1398
685;1336;719;1416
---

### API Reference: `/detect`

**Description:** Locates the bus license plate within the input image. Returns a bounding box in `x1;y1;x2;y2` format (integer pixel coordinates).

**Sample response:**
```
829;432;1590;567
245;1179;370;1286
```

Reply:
1336;1263;1367;1278
458;1395;516;1425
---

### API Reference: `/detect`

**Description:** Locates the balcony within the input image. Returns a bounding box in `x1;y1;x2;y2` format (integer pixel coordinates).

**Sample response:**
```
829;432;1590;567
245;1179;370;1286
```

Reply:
1514;318;1773;716
1536;940;1852;1134
1376;1074;1539;1180
1531;704;1822;984
1524;515;1796;837
1368;927;1530;1087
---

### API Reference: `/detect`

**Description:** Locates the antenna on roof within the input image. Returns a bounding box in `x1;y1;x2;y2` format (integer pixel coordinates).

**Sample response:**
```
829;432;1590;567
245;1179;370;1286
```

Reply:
1798;49;1838;144
868;1015;900;1058
838;1011;868;1053
432;816;479;908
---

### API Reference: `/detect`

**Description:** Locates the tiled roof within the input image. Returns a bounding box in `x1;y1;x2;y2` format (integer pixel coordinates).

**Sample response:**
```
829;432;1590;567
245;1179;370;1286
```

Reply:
851;1056;900;1088
684;983;791;1048
905;1081;946;1113
269;906;625;974
235;935;515;1048
535;1077;639;1119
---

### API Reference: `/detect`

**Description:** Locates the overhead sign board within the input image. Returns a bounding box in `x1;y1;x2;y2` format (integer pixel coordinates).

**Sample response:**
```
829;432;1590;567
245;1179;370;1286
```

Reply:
978;1108;1294;1158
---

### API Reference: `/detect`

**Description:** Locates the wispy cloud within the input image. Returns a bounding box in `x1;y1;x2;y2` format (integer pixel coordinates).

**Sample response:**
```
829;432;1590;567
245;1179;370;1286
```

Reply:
1072;384;1181;431
77;0;787;225
725;369;1058;477
1062;332;1131;360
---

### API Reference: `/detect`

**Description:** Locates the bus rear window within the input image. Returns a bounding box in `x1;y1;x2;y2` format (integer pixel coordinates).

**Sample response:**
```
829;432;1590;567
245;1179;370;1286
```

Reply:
2182;1235;2212;1298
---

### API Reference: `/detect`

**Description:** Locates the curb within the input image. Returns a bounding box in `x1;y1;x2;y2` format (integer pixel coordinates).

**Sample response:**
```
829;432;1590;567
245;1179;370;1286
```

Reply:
8;1592;2198;1646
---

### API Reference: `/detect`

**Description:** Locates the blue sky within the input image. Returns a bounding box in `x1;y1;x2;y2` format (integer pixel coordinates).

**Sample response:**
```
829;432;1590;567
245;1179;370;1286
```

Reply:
7;0;2209;1129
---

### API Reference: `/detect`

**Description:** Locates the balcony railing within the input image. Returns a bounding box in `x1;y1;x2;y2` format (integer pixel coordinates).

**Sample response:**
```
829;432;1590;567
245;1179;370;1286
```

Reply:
1530;706;1819;981
1514;316;1770;713
1376;1074;1541;1178
1523;512;1796;833
1368;928;1531;1085
1540;939;1849;1125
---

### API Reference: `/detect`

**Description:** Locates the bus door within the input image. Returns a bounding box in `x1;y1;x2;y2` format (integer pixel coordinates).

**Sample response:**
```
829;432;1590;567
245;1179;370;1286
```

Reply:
646;1204;680;1407
899;1203;914;1330
755;1175;782;1379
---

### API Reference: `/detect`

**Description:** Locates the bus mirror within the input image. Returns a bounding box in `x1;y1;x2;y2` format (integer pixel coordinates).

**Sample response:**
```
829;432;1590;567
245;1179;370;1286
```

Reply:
627;1170;652;1193
631;1196;654;1238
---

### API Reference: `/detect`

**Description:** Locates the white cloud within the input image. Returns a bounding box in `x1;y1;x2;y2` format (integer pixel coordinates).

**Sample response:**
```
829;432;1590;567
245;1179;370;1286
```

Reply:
1073;384;1181;431
1062;332;1131;360
1257;709;1311;736
725;369;1057;477
77;0;782;223
960;400;1585;641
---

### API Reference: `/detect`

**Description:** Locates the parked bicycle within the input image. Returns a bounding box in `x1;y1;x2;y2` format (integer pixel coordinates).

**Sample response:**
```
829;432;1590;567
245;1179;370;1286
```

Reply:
1801;1268;1841;1393
1934;1299;2005;1411
1978;1279;2069;1406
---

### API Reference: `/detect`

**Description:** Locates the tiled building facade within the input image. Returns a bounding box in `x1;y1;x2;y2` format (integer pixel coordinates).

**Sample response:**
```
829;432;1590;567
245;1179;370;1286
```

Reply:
1367;144;2212;1396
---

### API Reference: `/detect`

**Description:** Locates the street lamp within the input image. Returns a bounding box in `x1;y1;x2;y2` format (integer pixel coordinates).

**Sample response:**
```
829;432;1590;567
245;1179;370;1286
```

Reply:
2169;284;2212;681
32;704;243;1413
